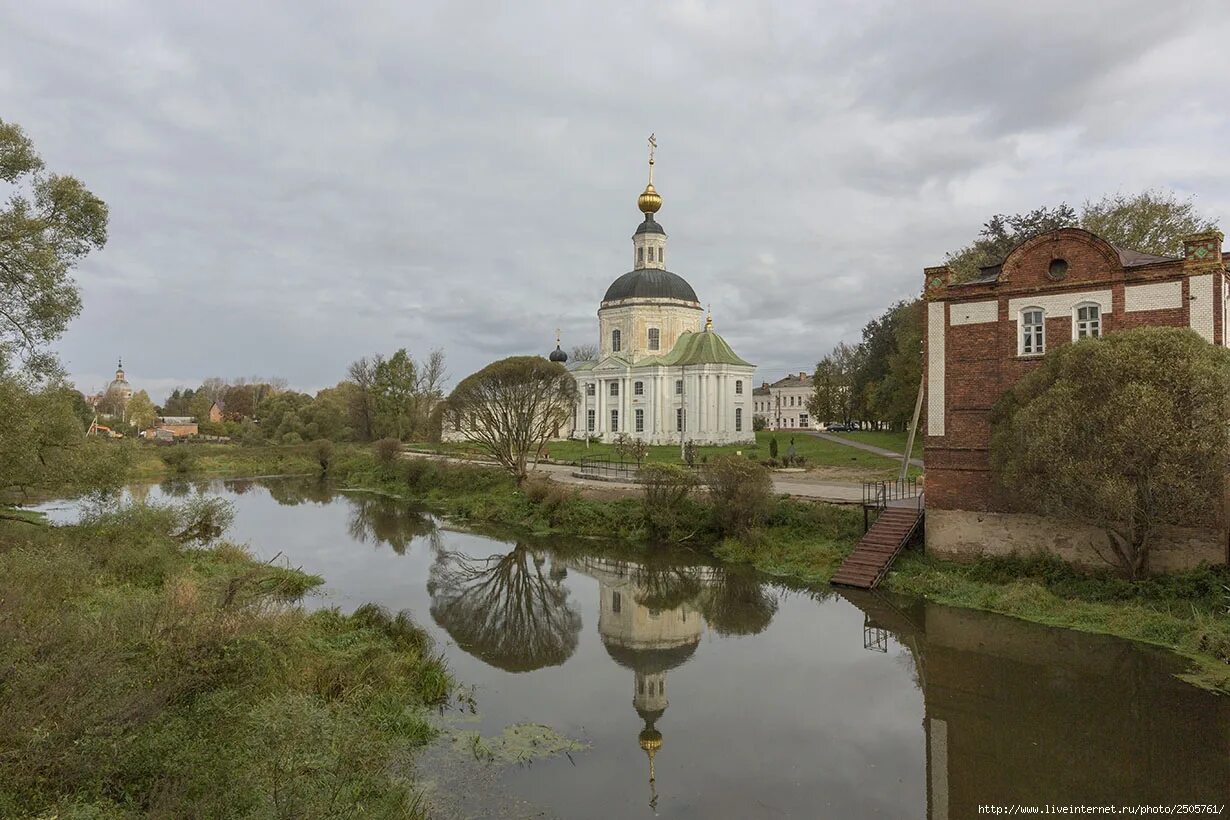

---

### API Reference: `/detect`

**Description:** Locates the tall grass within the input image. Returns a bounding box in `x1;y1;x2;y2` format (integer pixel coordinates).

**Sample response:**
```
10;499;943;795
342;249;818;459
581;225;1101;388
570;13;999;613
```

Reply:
0;499;450;817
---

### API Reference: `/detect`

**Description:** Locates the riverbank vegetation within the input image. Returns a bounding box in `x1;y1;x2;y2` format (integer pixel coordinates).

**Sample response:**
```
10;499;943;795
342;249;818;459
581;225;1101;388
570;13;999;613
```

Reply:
0;497;451;817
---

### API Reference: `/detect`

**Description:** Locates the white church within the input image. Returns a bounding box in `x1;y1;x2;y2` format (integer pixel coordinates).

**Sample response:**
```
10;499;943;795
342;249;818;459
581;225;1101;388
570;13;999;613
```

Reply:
548;141;756;446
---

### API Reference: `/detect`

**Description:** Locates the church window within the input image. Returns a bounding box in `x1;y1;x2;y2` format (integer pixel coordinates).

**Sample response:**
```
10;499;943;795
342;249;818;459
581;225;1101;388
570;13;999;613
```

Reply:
676;408;683;431
735;407;743;432
1074;303;1101;340
612;591;621;613
639;680;645;695
609;381;619;397
658;247;663;262
637;247;644;265
587;409;595;431
585;383;595;397
635;408;644;432
634;381;644;395
735;380;743;395
675;379;683;395
1021;308;1045;355
610;409;619;431
800;413;809;428
612;329;622;352
648;328;660;350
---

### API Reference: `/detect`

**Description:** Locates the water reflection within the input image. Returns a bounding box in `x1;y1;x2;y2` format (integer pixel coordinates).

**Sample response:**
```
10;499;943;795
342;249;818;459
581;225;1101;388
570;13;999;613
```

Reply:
428;544;583;673
33;478;1230;817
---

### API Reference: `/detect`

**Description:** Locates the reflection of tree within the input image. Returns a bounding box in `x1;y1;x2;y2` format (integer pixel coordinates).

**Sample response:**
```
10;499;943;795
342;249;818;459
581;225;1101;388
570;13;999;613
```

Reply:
264;477;334;506
223;478;255;495
159;478;191;498
427;542;582;672
346;495;437;555
698;567;779;636
631;562;703;613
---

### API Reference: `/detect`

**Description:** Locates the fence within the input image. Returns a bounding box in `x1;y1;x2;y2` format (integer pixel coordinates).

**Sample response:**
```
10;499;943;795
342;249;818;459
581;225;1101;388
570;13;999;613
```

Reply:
578;455;642;482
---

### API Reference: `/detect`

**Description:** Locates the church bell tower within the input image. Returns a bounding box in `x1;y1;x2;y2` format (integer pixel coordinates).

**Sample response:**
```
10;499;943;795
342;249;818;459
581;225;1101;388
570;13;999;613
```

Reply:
633;133;667;271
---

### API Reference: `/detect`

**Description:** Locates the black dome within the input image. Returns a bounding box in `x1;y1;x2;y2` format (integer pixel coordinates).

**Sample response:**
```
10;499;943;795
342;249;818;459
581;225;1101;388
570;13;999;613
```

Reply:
549;345;568;363
634;214;666;235
603;269;699;304
602;637;698;675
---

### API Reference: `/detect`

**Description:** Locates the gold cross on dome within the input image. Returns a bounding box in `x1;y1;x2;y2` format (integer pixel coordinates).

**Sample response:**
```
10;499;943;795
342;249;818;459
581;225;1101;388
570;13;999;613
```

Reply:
648;133;657;164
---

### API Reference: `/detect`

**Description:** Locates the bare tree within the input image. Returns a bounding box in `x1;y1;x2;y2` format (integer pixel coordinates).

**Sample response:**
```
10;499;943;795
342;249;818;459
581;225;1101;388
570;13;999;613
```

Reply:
446;356;577;483
570;344;598;362
346;355;382;441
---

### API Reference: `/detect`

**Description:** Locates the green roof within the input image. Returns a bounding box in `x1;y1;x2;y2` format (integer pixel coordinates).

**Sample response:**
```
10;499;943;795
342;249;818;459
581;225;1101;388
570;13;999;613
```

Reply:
643;329;752;367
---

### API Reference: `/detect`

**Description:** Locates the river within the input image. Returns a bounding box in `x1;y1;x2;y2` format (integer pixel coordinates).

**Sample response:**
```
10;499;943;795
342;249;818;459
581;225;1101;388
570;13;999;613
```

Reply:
34;477;1230;819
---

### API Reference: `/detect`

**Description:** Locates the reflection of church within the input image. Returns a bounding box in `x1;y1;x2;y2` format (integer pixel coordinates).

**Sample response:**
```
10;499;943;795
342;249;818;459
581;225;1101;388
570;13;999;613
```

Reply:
567;556;719;809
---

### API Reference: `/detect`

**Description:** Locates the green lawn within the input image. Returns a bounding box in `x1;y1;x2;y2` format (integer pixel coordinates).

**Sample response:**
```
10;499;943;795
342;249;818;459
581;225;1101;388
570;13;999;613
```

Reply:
409;431;917;477
830;429;924;460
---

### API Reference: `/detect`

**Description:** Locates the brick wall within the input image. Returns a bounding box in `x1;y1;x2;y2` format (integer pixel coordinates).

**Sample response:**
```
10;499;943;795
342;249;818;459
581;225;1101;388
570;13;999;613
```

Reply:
924;228;1226;520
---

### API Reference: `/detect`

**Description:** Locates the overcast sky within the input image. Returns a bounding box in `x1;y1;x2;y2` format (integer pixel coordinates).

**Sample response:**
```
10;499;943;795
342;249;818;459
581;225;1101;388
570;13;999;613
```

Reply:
4;1;1229;403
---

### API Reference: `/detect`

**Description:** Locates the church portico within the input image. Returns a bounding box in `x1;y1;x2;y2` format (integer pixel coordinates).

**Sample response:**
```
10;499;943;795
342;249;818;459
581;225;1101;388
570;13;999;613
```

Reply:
561;137;755;447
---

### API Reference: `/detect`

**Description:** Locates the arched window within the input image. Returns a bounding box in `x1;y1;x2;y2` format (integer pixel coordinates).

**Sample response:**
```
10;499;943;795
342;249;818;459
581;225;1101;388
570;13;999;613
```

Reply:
735;380;743;395
612;329;621;352
1074;303;1101;340
1020;307;1045;355
648;327;660;350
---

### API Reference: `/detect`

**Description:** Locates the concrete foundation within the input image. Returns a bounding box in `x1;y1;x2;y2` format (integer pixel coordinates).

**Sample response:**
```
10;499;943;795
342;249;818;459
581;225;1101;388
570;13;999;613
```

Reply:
926;508;1228;574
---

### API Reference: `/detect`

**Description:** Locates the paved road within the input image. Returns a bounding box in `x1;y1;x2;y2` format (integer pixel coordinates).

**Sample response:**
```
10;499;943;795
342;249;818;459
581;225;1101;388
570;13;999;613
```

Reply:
802;430;924;469
403;450;868;504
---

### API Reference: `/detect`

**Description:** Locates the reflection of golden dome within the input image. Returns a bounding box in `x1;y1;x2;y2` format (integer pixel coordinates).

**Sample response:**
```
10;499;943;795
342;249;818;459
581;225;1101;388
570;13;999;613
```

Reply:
638;728;662;753
638;183;662;214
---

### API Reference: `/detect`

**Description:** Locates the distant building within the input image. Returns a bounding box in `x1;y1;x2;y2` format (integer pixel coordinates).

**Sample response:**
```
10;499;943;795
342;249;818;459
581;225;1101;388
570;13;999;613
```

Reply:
208;402;223;423
152;416;198;438
751;372;820;431
924;228;1228;570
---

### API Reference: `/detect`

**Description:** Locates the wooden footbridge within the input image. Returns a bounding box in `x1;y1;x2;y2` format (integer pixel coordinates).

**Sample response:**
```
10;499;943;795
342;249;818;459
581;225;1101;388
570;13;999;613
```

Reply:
830;479;924;590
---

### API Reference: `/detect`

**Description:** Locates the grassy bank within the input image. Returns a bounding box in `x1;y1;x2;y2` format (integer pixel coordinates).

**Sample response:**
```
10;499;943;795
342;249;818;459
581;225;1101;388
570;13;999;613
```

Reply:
0;496;451;817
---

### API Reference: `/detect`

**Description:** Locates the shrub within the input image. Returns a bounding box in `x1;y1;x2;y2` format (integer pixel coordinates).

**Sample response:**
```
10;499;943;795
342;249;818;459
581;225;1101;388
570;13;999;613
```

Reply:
705;455;774;536
523;475;573;516
768;436;779;460
159;446;198;474
372;438;402;468
402;458;439;493
640;463;699;539
311;439;333;474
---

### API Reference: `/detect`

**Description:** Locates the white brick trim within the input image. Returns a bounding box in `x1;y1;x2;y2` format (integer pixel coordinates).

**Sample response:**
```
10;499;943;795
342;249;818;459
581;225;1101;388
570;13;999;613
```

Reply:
949;300;997;326
1007;290;1112;319
927;302;945;437
1124;281;1182;312
1189;274;1214;342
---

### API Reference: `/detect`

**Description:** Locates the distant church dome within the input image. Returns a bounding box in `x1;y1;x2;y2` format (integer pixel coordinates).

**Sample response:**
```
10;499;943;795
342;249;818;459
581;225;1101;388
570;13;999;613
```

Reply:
107;358;133;400
549;345;568;363
603;269;699;304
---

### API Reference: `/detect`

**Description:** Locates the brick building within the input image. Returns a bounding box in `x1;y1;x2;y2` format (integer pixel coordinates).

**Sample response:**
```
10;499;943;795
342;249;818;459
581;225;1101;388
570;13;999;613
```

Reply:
923;228;1228;571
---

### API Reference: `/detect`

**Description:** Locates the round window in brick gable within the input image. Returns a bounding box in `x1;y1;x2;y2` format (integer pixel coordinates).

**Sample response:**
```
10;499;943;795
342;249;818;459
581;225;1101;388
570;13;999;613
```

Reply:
1047;258;1069;280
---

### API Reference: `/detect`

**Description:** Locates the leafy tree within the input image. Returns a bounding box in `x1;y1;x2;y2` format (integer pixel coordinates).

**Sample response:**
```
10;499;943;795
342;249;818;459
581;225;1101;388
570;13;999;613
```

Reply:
446;356;577;484
1080;189;1217;257
0;119;108;379
126;389;156;430
346;355;381;441
872;300;924;428
808;341;864;424
946;190;1218;282
427;542;582;672
991;328;1230;579
946;204;1078;281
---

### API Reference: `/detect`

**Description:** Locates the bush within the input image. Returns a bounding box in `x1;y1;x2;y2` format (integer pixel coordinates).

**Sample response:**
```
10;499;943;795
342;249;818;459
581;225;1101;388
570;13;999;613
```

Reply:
311;439;333;474
373;438;402;468
159;445;198;474
402;458;439;493
523;475;574;516
768;436;779;460
640;463;700;539
705;455;775;536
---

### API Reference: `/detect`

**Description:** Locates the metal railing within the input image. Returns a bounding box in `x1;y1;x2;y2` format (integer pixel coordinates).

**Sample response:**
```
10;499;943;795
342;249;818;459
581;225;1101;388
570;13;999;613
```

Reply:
861;477;923;533
578;455;642;482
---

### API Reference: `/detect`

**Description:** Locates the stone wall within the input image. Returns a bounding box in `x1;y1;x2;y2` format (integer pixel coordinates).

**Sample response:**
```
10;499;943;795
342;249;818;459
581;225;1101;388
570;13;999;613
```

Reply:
926;508;1228;573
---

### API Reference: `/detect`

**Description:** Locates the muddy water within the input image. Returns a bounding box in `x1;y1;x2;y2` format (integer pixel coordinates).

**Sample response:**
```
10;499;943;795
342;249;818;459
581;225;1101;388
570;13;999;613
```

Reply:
34;478;1230;819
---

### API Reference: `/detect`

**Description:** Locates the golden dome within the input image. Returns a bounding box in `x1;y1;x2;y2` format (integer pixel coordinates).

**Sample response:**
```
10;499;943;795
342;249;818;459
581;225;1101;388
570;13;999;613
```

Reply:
638;182;662;214
638;728;663;752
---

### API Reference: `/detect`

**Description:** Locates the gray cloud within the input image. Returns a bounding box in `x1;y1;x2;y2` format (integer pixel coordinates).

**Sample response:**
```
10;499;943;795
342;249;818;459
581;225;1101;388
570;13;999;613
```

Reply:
2;0;1227;401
